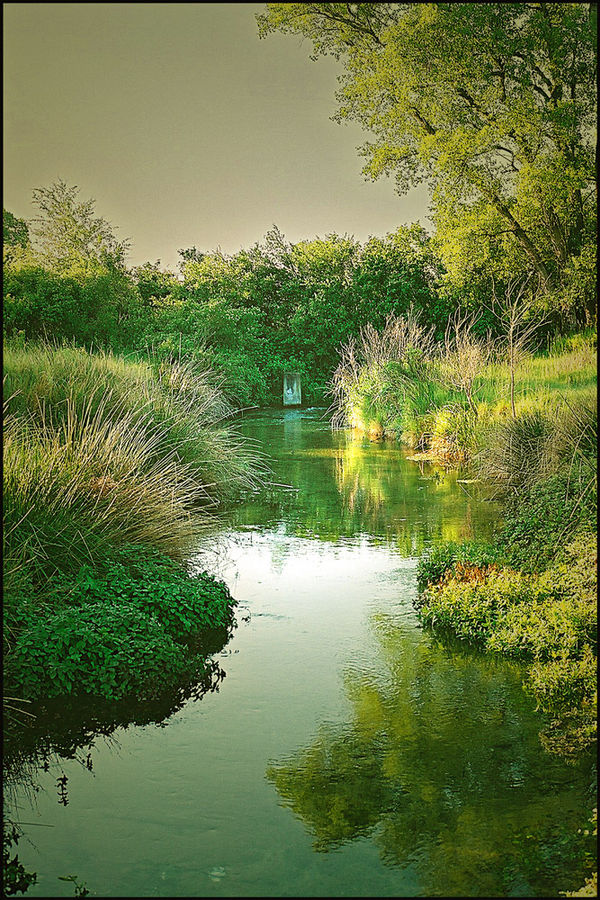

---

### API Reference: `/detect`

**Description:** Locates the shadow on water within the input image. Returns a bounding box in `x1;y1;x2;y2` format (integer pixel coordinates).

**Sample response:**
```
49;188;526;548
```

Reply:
267;612;597;897
4;627;231;807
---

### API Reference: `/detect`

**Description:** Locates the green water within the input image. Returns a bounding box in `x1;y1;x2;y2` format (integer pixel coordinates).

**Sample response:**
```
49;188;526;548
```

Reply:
6;409;595;897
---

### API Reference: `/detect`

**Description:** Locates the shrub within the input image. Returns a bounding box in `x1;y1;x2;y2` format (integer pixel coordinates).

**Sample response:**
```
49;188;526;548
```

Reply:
58;545;237;641
419;567;559;646
7;602;201;701
4;540;238;702
416;541;503;593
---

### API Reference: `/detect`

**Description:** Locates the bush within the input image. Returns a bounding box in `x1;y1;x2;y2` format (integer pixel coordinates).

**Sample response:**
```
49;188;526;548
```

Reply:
7;602;199;701
419;567;559;646
3;265;140;350
416;541;503;593
4;540;238;702
418;531;597;753
58;545;237;640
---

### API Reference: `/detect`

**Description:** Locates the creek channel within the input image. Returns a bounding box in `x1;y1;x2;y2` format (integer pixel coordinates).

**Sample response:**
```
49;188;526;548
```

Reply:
6;408;596;897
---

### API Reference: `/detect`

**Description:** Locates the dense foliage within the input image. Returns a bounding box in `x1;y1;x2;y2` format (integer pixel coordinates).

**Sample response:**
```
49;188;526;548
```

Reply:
4;195;451;405
6;545;236;702
258;3;597;326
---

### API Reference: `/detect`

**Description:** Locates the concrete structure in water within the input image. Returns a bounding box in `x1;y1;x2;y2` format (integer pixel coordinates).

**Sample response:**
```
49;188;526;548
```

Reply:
283;371;301;406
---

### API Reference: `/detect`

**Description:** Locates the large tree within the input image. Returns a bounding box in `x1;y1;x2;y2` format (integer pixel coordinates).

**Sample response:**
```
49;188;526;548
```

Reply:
258;3;597;322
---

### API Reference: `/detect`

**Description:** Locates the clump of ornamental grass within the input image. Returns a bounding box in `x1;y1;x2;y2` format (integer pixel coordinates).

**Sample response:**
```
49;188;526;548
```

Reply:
473;391;597;500
3;399;205;589
329;311;437;434
3;342;265;500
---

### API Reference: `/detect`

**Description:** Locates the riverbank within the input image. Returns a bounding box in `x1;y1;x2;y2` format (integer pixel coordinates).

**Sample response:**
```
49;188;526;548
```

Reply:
416;495;597;896
330;316;597;750
3;342;264;705
412;391;597;896
330;318;596;464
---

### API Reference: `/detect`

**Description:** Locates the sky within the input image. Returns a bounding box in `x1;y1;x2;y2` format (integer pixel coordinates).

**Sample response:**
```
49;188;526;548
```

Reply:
3;2;430;271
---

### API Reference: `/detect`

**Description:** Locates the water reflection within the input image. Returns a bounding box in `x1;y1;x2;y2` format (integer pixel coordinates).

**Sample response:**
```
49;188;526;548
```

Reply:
267;613;596;897
4;645;228;806
233;410;500;552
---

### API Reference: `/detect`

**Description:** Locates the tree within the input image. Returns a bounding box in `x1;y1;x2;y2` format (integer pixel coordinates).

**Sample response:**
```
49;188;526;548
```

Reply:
132;260;181;306
3;209;30;249
29;180;130;275
488;275;548;418
257;4;597;315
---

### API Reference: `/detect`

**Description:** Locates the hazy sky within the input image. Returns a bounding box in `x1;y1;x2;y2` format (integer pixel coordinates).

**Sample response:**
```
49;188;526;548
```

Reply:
3;2;430;270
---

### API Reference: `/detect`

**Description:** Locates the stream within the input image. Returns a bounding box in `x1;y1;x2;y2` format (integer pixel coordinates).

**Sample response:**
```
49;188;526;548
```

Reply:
6;408;595;897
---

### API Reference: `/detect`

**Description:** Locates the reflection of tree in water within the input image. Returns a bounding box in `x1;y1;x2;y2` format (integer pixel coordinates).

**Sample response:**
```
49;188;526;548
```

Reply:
232;419;499;552
267;615;596;896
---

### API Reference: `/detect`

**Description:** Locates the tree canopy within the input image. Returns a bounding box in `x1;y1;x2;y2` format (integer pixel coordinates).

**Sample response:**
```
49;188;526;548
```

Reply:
29;180;131;275
257;3;597;322
3;209;30;249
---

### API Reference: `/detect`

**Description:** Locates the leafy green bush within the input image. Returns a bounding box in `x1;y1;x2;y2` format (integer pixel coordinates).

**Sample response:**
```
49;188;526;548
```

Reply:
420;567;559;646
418;532;597;754
7;602;199;700
4;543;237;702
487;584;595;659
420;534;596;660
60;545;237;640
416;541;503;592
3;265;141;350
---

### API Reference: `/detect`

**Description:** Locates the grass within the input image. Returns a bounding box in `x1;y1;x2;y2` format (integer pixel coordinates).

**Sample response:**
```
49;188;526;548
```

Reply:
330;316;596;464
3;341;265;701
3;342;264;501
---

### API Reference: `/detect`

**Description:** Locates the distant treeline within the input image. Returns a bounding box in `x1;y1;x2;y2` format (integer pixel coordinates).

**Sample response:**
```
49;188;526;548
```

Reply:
3;181;596;406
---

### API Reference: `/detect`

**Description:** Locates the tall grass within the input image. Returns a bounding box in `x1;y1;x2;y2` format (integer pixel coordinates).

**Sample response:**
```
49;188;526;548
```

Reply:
3;342;264;500
329;311;438;436
329;315;597;463
3;342;266;635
